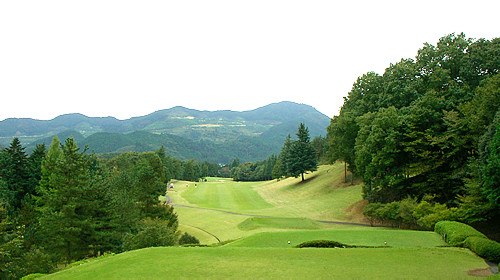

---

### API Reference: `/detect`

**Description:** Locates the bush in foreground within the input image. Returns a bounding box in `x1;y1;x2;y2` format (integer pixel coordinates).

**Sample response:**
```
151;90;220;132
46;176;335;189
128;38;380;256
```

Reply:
178;232;200;245
122;218;178;251
464;236;500;263
434;221;486;246
294;240;355;248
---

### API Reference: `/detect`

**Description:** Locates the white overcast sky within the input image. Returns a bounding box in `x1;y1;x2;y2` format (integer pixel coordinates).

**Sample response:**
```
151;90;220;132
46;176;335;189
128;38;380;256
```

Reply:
0;1;498;121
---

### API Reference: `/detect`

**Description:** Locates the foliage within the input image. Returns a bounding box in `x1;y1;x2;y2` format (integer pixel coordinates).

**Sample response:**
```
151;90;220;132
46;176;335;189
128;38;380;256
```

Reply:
38;137;121;263
0;138;32;216
288;123;318;181
21;273;47;280
434;221;500;263
106;151;179;227
122;218;178;251
178;232;200;245
0;138;181;278
464;236;500;263
231;155;277;182
479;110;500;205
328;33;500;223
294;240;355;248
274;123;318;181
434;221;486;246
363;197;459;230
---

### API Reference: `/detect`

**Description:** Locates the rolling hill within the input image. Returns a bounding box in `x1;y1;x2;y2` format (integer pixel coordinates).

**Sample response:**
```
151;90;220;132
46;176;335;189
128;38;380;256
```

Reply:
0;101;330;163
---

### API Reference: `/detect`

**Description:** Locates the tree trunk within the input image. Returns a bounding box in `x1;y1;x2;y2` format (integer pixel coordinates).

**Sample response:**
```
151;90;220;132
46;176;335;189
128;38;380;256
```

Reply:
301;172;304;182
344;162;347;183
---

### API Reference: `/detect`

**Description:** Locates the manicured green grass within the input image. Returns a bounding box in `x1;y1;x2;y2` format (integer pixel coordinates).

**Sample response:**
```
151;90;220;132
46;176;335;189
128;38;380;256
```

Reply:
180;180;273;211
41;246;489;279
174;205;356;244
226;228;448;248
237;217;322;231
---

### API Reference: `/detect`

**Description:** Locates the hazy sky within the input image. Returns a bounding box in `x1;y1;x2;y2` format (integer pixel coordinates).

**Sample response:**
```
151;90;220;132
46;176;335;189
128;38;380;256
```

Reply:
1;1;498;121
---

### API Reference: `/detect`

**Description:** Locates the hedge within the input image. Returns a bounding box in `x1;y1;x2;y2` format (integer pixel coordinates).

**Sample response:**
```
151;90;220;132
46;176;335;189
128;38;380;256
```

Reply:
294;240;355;248
464;236;500;263
434;221;486;246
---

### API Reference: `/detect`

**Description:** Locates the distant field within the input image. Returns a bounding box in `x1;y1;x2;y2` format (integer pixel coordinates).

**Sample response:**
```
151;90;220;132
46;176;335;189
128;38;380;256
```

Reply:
42;247;490;280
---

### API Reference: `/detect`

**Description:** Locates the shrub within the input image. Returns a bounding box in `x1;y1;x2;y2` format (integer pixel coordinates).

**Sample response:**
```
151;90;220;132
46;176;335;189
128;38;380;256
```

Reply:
464;237;500;263
416;204;458;230
434;221;487;246
122;218;178;251
363;202;384;226
21;273;47;280
178;232;200;245
294;240;355;248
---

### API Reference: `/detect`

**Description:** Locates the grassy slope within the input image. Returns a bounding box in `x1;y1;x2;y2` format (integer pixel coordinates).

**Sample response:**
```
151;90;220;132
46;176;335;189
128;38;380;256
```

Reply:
43;247;488;280
254;164;365;221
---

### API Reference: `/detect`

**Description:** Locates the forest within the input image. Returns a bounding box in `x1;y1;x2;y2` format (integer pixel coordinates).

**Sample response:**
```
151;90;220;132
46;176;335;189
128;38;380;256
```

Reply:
0;137;218;278
327;33;499;231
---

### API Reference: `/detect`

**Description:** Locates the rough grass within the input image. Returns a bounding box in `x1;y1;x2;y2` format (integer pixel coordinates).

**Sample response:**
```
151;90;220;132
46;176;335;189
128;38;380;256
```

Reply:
41;247;489;280
254;164;366;221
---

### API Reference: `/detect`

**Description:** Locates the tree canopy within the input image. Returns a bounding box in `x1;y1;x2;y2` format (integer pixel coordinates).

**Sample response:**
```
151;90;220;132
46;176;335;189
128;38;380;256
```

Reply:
327;33;499;224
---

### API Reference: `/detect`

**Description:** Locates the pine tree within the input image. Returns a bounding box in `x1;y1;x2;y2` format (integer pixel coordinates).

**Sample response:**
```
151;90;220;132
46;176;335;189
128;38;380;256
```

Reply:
287;123;318;181
0;138;30;216
38;137;120;263
273;135;293;179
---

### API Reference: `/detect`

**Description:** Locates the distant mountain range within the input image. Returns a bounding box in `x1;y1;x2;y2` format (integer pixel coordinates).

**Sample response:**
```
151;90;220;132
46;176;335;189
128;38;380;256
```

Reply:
0;101;331;163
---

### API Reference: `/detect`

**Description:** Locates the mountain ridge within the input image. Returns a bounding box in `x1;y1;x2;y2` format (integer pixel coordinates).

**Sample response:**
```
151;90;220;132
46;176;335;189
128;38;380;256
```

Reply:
0;101;331;163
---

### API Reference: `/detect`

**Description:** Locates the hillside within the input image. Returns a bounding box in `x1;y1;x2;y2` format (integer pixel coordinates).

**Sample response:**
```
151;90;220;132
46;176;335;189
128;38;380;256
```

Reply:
0;101;330;162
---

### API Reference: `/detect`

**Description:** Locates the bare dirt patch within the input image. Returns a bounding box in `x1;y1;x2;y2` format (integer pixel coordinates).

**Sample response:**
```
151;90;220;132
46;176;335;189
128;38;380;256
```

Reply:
345;199;369;223
467;268;492;277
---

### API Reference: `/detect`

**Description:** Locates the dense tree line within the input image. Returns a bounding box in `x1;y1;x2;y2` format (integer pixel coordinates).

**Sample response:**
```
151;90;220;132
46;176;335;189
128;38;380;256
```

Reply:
229;123;319;182
327;33;499;227
0;137;179;279
154;146;220;182
229;155;277;182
